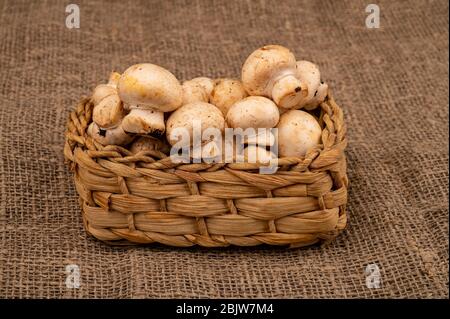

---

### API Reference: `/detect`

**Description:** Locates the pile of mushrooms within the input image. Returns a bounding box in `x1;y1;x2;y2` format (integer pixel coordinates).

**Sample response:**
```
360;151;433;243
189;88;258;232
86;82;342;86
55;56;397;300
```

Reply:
87;44;328;161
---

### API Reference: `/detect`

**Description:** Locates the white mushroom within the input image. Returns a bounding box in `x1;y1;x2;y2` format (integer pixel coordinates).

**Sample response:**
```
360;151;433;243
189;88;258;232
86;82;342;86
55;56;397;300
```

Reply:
92;93;125;129
87;122;134;146
226;96;279;148
226;96;279;129
118;63;183;135
241;45;308;109
91;72;121;105
90;71;132;146
296;60;328;110
276;110;322;157
121;107;165;137
210;78;248;116
166;102;225;148
304;82;328;110
181;77;215;105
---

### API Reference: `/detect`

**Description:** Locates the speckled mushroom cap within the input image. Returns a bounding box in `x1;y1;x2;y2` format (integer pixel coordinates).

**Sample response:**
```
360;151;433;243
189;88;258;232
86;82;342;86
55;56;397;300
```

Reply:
242;45;296;95
92;94;125;129
241;45;308;109
181;77;215;105
118;63;183;112
166;102;225;146
226;96;280;130
276;110;322;157
210;78;248;116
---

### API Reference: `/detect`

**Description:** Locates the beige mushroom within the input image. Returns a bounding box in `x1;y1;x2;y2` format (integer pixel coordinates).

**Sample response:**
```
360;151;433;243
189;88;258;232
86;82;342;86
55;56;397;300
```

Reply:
118;63;183;135
87;122;134;146
181;77;215;105
166;102;225;148
226;96;279;129
276;110;322;157
121;107;165;137
304;82;328;110
296;60;328;110
226;96;279;148
90;72;131;145
91;72;121;106
210;78;248;116
92;94;125;129
241;45;308;109
129;136;171;155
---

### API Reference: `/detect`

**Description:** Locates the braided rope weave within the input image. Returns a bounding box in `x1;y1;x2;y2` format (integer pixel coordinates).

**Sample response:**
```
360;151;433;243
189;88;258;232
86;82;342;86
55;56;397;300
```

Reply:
64;92;348;247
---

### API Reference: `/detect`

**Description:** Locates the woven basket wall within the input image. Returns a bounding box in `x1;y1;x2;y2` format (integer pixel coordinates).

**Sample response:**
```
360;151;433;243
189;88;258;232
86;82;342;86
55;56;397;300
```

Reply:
64;93;348;248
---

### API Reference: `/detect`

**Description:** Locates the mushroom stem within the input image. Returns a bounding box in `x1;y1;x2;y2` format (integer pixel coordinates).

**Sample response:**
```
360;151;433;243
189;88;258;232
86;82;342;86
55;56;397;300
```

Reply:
272;74;308;109
121;108;165;137
87;122;134;146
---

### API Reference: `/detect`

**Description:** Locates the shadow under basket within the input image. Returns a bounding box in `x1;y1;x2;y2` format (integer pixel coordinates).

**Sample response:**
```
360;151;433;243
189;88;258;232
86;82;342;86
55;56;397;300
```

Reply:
64;93;349;248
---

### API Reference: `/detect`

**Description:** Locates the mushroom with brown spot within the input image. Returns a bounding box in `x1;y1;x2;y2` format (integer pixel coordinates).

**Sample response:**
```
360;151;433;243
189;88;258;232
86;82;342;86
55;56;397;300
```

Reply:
181;77;215;105
118;63;183;136
241;45;308;109
209;78;248;116
87;122;134;146
296;60;328;110
89;72;133;146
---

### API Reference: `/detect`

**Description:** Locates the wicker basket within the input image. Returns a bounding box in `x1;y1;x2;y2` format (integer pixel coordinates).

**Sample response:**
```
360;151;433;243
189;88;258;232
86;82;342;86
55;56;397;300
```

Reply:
64;92;348;248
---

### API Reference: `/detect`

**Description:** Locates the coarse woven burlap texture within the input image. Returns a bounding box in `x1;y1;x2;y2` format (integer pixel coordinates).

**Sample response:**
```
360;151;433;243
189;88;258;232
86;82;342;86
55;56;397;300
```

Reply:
0;0;448;298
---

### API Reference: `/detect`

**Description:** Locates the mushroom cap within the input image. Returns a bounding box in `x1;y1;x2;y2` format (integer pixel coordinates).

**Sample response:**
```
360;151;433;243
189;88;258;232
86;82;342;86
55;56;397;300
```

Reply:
166;102;225;146
226;96;280;130
241;45;297;96
276;110;322;157
118;63;183;112
210;78;248;116
181;77;214;105
87;122;134;146
92;94;124;129
190;77;215;96
91;84;117;106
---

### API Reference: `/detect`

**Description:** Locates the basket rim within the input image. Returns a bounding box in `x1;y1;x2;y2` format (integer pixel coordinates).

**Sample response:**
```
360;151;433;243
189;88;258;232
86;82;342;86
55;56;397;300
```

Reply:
64;92;347;173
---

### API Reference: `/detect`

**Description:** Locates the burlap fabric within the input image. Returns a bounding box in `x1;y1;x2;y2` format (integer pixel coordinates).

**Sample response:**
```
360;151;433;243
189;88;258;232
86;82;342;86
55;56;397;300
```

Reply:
0;0;448;298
